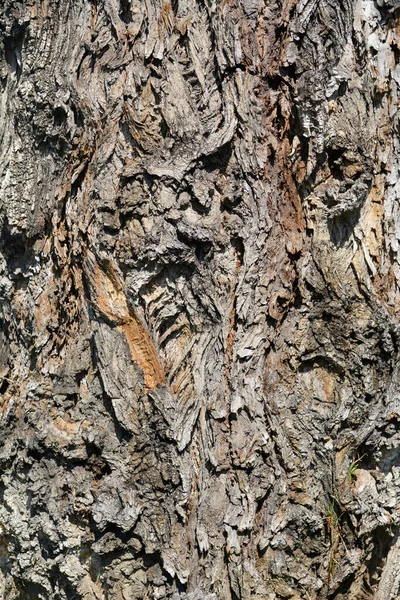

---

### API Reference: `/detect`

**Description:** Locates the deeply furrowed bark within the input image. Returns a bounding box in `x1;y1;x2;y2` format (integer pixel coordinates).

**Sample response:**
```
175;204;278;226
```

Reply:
1;0;400;598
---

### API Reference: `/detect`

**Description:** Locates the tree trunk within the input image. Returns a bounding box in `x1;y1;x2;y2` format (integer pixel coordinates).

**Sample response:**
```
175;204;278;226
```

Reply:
0;0;400;598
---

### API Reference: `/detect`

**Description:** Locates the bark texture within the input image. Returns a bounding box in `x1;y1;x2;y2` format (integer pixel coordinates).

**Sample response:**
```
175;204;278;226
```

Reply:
1;0;400;598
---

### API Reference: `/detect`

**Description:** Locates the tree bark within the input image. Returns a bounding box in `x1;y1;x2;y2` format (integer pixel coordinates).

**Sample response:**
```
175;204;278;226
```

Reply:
1;0;400;598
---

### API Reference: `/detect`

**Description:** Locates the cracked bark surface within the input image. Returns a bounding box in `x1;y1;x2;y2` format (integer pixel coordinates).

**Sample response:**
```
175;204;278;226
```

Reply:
1;0;400;598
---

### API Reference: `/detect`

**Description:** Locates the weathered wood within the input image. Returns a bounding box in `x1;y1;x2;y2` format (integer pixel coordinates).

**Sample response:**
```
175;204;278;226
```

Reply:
0;0;400;598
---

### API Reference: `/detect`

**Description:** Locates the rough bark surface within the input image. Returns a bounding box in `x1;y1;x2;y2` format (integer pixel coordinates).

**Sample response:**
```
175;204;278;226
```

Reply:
1;0;400;598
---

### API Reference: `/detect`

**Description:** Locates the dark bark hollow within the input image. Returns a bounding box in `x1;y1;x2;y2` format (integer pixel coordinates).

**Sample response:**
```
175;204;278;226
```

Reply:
0;0;400;599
